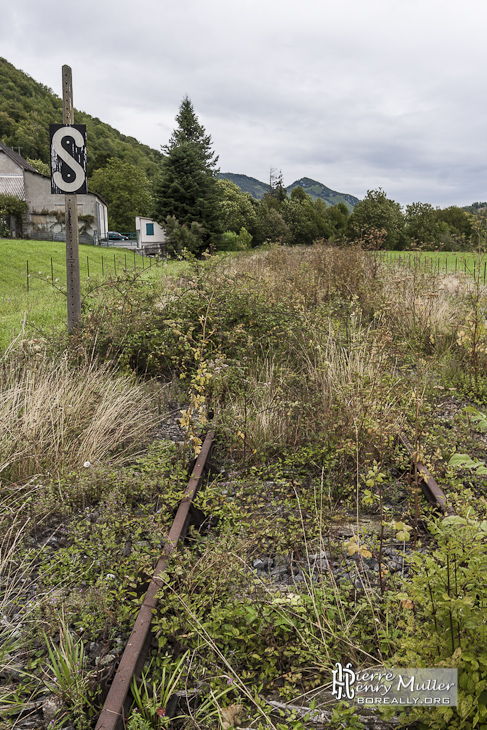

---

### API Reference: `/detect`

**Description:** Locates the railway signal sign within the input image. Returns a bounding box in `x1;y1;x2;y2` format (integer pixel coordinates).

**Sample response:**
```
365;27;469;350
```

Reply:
50;123;87;195
51;65;83;333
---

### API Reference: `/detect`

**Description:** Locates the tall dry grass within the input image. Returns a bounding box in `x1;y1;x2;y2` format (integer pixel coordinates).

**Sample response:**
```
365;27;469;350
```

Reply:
216;245;400;457
380;265;465;353
0;348;157;484
219;242;379;312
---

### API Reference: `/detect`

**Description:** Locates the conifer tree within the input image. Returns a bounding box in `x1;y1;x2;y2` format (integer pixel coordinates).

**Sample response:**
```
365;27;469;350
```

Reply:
154;96;222;254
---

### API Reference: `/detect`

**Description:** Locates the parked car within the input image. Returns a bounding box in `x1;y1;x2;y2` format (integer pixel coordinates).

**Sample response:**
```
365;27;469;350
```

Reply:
105;231;129;241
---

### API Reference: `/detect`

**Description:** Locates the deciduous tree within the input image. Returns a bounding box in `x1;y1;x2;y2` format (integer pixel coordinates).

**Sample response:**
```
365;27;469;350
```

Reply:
90;158;152;231
346;188;406;250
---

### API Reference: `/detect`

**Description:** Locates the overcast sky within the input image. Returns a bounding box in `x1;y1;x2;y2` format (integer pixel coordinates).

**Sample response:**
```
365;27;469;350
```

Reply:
2;0;487;207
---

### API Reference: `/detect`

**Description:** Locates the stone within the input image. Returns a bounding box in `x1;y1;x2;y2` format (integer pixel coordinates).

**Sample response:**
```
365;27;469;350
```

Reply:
88;642;102;659
42;696;63;724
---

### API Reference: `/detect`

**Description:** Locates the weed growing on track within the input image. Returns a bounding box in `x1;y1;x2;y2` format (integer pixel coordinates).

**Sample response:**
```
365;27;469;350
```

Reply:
1;242;487;728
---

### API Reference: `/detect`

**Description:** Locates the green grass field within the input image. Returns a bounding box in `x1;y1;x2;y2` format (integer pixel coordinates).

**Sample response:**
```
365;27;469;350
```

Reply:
0;239;187;349
379;249;487;279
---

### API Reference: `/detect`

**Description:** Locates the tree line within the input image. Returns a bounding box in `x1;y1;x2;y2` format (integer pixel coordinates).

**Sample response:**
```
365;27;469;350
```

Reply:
148;98;482;256
346;188;481;252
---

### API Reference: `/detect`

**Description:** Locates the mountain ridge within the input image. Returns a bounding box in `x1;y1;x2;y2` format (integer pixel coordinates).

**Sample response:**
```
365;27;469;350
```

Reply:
219;172;360;211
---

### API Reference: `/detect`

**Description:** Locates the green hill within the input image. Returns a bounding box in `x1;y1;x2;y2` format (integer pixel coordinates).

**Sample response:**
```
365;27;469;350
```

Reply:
286;177;359;211
0;57;163;179
219;172;359;211
218;173;269;199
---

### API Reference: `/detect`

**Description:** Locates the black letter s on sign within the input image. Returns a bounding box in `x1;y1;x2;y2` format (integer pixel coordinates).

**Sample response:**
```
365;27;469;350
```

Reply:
52;127;86;193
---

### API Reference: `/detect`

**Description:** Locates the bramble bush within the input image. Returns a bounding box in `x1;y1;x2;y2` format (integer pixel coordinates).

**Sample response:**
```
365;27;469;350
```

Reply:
393;515;487;729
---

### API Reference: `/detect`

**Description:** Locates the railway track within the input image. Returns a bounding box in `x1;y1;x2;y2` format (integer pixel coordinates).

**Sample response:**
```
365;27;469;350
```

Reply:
94;427;452;729
398;432;454;515
95;428;215;730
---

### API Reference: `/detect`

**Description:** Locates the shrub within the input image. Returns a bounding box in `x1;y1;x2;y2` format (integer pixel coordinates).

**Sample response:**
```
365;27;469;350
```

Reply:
393;515;487;729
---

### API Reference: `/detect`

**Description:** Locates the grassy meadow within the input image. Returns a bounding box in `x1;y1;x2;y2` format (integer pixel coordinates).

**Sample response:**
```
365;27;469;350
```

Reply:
0;239;189;348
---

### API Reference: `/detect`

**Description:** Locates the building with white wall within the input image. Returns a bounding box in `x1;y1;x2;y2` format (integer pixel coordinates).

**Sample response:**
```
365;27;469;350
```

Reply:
0;142;108;242
135;216;166;256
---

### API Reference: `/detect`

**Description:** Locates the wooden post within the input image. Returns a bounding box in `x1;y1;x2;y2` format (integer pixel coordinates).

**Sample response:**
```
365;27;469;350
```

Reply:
62;65;81;332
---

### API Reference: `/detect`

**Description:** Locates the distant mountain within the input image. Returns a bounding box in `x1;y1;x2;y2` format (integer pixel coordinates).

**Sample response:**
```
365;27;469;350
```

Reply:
218;173;269;199
286;177;359;211
463;202;487;213
219;173;360;211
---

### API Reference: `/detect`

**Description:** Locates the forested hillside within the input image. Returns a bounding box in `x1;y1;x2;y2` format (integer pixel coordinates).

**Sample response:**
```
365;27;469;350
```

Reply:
0;57;163;179
219;172;359;211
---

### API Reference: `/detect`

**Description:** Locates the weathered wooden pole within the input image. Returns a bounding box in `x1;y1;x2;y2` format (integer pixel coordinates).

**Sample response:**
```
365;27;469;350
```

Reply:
62;65;82;332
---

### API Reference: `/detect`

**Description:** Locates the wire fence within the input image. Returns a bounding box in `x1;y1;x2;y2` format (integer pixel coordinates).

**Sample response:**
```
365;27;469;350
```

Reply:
22;249;163;293
375;250;487;283
28;229;96;245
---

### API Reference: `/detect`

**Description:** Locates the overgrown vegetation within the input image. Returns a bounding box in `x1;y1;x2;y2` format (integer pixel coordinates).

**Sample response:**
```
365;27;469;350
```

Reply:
1;242;487;729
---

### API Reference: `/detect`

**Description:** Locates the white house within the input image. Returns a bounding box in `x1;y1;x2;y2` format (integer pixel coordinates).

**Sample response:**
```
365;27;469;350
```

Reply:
0;141;108;243
135;216;166;256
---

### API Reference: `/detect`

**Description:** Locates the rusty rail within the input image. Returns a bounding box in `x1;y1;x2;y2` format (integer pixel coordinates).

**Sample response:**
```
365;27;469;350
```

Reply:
398;432;454;515
95;429;215;730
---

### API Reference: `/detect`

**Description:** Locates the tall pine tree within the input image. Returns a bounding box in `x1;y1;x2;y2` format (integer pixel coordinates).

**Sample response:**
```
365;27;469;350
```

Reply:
154;96;222;254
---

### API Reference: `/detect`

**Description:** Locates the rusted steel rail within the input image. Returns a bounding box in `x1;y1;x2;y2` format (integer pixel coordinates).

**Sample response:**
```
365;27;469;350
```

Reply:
95;429;215;730
398;432;454;515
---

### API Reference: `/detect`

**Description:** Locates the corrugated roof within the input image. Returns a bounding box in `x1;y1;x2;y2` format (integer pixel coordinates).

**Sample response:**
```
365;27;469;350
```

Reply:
0;141;40;173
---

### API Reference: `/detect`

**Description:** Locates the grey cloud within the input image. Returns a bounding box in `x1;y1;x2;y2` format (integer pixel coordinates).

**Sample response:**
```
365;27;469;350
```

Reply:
1;0;487;207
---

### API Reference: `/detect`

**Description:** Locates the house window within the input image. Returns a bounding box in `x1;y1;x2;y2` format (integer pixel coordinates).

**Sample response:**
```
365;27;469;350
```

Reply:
146;222;154;236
